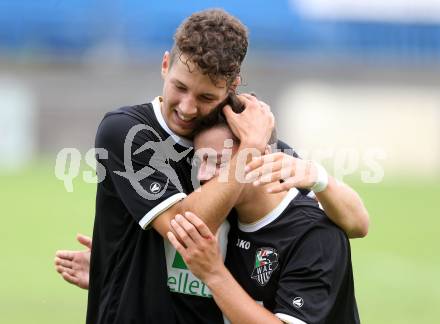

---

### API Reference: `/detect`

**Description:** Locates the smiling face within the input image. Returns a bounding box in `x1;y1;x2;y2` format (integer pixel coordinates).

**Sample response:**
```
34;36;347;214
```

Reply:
193;125;239;183
160;52;230;137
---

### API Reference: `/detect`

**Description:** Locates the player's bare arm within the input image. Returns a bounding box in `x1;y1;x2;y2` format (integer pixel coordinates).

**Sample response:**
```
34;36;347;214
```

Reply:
314;176;369;238
245;152;369;238
168;211;283;324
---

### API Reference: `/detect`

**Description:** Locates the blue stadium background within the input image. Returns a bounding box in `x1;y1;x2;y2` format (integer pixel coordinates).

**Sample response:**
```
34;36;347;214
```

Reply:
1;0;440;61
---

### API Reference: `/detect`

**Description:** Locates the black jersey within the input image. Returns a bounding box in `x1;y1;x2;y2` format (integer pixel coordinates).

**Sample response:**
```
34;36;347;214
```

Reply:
225;189;360;324
87;96;304;324
87;97;224;324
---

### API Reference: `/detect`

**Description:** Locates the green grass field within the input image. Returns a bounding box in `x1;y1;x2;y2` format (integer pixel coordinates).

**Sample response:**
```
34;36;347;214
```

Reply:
1;161;439;323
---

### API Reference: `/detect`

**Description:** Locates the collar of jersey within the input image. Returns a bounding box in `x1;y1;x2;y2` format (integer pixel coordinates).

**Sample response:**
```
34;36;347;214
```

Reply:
151;96;193;148
238;187;299;232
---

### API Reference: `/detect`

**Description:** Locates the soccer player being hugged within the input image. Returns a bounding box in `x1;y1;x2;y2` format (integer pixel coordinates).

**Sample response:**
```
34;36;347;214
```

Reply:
167;108;361;323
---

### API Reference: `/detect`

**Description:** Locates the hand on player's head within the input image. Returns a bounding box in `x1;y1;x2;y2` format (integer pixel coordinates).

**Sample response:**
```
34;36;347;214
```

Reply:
223;93;274;152
244;153;318;193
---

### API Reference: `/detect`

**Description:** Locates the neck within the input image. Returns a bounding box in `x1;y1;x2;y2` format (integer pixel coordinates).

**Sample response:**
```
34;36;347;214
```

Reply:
235;184;288;224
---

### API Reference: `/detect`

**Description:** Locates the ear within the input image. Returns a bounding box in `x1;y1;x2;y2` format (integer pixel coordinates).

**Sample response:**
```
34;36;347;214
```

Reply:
229;76;241;92
264;144;272;155
161;51;170;79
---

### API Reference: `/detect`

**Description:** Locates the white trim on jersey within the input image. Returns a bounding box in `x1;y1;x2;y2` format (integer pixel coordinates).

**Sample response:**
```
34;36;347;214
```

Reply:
275;313;308;324
139;192;187;229
238;188;299;232
306;191;316;199
306;190;324;210
151;96;193;148
216;221;230;262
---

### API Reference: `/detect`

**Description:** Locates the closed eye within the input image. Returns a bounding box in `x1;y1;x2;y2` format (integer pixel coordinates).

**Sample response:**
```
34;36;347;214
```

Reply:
175;84;186;91
199;95;215;102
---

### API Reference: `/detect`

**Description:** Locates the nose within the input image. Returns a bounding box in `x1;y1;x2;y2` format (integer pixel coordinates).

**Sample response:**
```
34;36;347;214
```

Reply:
179;95;197;116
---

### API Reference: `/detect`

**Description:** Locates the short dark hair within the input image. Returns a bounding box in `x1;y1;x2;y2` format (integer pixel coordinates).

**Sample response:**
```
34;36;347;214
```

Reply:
194;92;277;146
171;9;248;86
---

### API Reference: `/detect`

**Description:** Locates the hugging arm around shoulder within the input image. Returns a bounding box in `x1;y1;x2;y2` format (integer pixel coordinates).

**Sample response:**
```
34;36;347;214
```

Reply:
97;110;248;239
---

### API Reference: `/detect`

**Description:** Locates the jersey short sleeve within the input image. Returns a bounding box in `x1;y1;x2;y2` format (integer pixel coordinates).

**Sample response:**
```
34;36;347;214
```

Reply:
273;211;350;324
95;112;189;229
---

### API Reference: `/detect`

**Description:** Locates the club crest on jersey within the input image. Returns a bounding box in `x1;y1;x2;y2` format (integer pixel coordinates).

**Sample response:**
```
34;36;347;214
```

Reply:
251;247;279;286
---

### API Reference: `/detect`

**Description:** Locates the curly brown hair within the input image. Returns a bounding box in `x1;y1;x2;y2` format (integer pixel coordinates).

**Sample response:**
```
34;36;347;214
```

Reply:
171;9;248;86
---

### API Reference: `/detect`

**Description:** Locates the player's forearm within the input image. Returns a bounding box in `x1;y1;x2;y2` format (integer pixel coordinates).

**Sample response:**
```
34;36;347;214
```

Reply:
178;169;243;233
316;176;369;238
152;147;249;237
206;267;282;324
